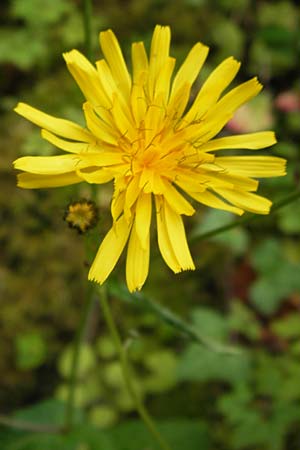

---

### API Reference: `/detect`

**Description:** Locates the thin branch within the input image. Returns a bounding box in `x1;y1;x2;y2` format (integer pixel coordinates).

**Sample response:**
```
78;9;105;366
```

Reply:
109;284;240;355
190;188;300;243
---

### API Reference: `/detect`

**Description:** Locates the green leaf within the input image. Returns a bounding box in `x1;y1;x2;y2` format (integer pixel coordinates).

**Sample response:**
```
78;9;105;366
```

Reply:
193;210;249;255
143;350;178;393
58;344;97;379
15;332;47;370
177;307;251;384
271;314;300;339
0;29;46;70
109;419;211;450
0;425;115;450
211;20;245;59
96;336;117;359
11;0;72;25
0;401;114;450
250;239;300;315
89;406;118;428
13;399;68;426
227;301;261;340
177;344;251;384
250;239;282;274
250;264;300;315
277;201;300;233
190;307;228;340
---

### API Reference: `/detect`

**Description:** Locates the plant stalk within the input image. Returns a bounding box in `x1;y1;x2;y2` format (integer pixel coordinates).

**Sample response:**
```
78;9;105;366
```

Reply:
98;285;172;450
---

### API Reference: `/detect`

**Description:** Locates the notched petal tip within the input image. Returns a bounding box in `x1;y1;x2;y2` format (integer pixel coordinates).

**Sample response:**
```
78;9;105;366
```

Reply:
87;272;103;285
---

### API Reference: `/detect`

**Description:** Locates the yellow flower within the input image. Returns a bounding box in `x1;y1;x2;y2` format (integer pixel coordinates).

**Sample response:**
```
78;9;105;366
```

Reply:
14;25;286;292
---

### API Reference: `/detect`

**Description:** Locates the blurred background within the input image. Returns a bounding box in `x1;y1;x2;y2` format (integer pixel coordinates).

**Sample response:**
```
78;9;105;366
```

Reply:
1;0;300;449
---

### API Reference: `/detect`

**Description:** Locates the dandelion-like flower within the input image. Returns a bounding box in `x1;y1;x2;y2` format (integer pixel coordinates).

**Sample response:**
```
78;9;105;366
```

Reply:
14;25;286;291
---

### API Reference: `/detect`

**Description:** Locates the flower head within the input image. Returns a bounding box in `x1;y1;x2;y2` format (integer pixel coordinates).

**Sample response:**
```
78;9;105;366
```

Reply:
14;25;286;291
64;199;98;234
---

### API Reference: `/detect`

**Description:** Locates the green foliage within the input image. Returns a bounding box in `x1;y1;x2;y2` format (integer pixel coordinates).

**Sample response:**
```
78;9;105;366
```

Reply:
15;332;47;370
58;344;97;379
250;239;300;315
177;308;252;384
2;0;300;449
109;419;211;450
193;209;249;255
11;0;72;26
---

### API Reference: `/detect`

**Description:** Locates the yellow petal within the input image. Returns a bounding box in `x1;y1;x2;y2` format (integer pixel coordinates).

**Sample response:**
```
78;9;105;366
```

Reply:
183;56;240;124
204;171;259;191
184;78;263;145
144;99;166;145
131;82;148;126
163;200;195;270
135;193;152;249
79;151;125;167
124;175;141;218
206;77;262;122
14;155;86;175
154;57;176;104
126;220;150;292
215;188;272;214
17;172;82;189
96;59;133;119
15;103;94;143
162;180;195;216
165;83;191;128
199;131;277;152
188;189;244;215
77;168;114;184
170;42;209;101
131;41;148;84
88;215;132;284
155;196;181;273
215;156;287;178
63;50;111;108
111;188;126;221
83;102;118;145
99;29;131;97
111;94;136;140
41;129;91;153
148;25;171;99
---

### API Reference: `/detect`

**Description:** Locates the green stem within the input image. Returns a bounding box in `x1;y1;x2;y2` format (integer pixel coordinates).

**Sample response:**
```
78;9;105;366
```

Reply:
98;285;172;450
64;283;96;429
190;188;300;243
82;0;93;60
109;284;239;355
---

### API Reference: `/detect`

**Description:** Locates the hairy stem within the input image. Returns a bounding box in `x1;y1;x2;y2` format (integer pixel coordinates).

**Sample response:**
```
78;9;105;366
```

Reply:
98;285;172;450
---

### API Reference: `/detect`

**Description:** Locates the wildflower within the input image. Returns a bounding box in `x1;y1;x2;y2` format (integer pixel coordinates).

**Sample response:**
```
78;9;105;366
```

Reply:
14;25;286;292
64;199;98;234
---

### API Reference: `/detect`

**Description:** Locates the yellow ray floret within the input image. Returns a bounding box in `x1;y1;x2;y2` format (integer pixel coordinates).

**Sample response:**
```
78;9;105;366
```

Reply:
14;25;287;292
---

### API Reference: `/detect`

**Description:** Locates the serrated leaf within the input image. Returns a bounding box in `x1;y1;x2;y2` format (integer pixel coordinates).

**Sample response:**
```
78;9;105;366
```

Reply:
177;344;251;384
